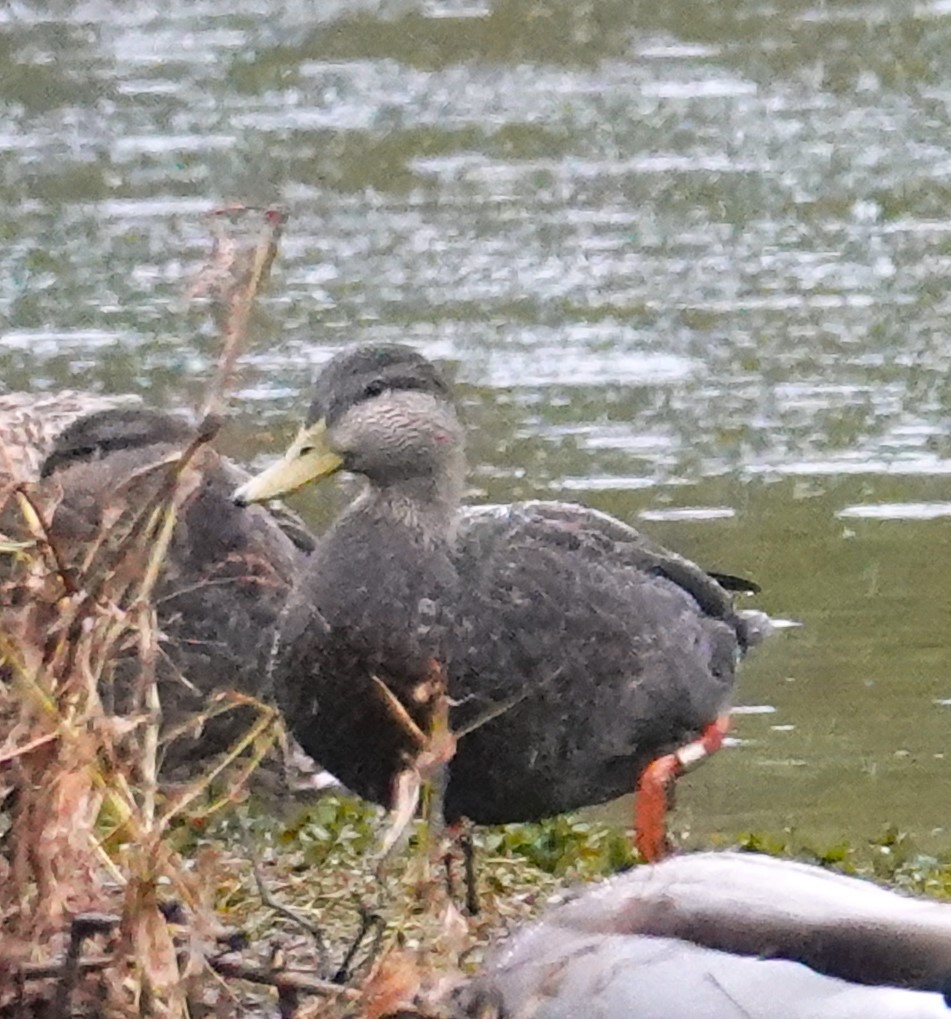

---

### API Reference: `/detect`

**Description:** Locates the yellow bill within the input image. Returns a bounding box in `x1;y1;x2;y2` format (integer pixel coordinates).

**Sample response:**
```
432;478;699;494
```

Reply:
233;419;343;505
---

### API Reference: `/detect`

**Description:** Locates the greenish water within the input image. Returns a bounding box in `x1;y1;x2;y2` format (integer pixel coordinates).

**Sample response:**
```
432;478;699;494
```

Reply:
2;0;951;849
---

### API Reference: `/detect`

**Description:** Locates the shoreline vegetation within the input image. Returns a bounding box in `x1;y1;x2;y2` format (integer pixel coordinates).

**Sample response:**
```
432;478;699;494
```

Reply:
2;210;950;1017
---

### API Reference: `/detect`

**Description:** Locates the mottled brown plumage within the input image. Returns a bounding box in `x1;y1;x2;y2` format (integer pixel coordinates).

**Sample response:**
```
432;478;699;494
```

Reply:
0;391;143;482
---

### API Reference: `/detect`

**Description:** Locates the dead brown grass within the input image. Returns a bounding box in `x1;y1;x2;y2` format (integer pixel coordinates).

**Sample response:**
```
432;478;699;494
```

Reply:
0;208;291;1017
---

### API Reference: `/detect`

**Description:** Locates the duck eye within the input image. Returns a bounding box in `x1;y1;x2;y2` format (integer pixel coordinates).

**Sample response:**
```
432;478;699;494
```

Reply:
363;380;385;399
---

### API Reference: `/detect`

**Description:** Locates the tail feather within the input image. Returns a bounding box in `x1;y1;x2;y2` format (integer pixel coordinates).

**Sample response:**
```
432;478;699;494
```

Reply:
735;608;775;650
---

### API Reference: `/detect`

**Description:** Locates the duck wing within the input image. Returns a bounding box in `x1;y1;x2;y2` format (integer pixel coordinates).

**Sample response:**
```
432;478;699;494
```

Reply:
456;500;761;646
443;501;757;823
462;852;951;1019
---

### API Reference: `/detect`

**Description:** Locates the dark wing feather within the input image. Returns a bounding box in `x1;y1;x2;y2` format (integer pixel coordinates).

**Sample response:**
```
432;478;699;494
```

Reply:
443;501;745;824
708;571;761;595
482;500;751;619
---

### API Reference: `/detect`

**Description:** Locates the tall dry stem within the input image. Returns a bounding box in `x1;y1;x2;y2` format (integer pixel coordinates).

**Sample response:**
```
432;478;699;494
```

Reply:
0;206;288;1016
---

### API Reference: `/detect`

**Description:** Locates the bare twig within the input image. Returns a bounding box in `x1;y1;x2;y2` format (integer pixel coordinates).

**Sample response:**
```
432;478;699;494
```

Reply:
334;906;385;984
83;422;218;612
208;954;361;999
19;954;112;981
453;689;530;740
197;206;287;419
158;703;279;829
371;675;429;749
0;729;59;765
377;663;455;863
249;853;331;975
12;486;77;596
460;830;479;918
51;913;120;1017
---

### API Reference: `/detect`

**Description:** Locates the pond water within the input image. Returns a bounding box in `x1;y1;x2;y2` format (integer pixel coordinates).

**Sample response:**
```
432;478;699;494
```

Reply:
3;0;951;851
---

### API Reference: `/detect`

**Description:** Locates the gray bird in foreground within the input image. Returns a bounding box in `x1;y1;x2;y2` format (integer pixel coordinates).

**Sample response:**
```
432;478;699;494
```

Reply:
461;852;951;1019
233;344;770;857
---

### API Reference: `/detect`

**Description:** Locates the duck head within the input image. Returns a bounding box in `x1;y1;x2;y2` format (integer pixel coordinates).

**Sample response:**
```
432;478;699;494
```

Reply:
233;344;464;506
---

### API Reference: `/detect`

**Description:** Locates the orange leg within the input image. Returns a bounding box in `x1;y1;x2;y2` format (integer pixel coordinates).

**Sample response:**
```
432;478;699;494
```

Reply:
634;713;731;862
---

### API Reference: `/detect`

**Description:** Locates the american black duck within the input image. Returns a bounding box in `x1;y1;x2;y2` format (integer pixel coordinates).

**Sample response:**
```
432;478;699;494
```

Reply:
233;344;769;857
461;851;951;1018
0;394;313;774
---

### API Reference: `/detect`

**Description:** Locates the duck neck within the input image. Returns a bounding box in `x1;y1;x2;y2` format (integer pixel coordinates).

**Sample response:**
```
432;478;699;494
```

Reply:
351;464;463;543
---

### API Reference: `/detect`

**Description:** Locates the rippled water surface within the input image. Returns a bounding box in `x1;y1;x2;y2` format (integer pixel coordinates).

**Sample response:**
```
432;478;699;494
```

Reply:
3;0;951;849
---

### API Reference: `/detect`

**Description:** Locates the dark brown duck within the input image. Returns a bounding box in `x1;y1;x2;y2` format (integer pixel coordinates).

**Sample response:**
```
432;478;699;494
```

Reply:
1;396;313;773
234;344;769;855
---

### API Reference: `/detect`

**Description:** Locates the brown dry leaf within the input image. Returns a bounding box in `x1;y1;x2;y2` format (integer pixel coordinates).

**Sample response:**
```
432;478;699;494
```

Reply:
380;768;422;859
361;938;471;1019
361;947;425;1019
435;901;470;960
187;205;287;418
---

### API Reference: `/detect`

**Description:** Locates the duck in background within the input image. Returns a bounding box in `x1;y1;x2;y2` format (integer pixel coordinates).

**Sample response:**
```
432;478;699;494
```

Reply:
0;393;314;777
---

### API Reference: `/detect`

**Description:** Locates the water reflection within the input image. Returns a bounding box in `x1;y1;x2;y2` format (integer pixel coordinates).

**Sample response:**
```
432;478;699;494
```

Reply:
3;0;951;848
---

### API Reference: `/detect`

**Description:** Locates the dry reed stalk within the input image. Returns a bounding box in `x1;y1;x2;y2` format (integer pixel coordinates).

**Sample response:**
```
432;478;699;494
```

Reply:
192;205;287;419
0;206;287;1017
0;486;113;945
0;461;200;1013
375;664;456;863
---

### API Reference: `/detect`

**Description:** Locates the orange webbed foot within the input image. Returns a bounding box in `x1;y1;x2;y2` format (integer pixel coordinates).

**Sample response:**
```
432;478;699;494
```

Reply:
633;714;732;862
